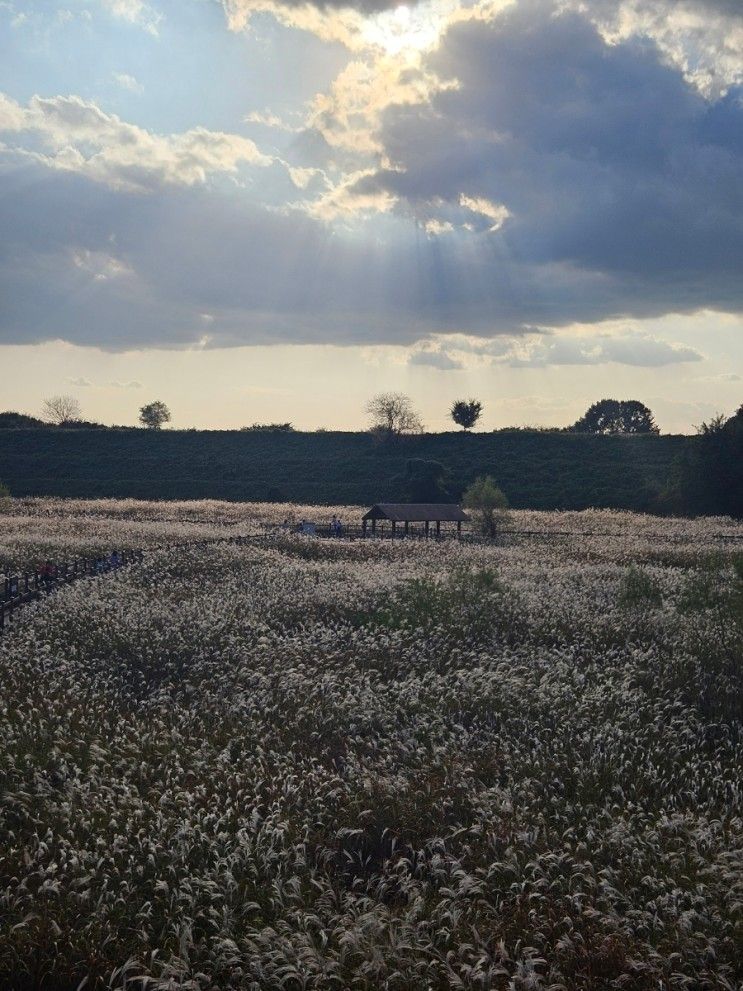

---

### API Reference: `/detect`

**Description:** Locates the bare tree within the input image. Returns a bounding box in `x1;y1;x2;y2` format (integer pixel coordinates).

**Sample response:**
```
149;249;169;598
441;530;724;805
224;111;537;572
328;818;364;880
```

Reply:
366;392;424;440
42;395;82;425
139;401;172;430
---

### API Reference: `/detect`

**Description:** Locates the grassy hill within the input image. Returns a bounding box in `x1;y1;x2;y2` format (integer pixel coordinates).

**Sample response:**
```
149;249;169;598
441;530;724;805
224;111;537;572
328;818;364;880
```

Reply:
0;428;689;510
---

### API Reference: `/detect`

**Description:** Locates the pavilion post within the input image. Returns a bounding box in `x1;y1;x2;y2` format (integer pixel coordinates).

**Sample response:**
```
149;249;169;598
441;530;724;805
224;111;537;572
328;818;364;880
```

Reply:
436;520;441;539
392;521;396;541
425;521;430;540
372;518;377;536
457;520;462;538
362;519;367;539
404;521;409;538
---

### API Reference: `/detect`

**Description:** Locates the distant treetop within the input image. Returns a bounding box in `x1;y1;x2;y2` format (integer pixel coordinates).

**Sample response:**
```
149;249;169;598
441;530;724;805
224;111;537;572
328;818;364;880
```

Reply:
139;401;172;430
570;399;659;435
242;422;295;432
450;399;483;431
42;395;82;426
366;392;424;440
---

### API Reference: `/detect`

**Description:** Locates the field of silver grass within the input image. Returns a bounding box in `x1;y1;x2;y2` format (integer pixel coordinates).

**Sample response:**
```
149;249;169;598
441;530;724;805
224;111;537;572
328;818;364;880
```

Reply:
1;500;742;990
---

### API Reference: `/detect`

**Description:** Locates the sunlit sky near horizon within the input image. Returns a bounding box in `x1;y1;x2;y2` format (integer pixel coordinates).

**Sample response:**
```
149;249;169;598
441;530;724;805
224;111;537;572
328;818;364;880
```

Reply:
0;0;741;432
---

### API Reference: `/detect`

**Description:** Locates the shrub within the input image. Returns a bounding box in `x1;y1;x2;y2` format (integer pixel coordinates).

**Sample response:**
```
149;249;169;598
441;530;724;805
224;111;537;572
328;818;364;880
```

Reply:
369;567;525;643
617;566;663;610
462;475;509;538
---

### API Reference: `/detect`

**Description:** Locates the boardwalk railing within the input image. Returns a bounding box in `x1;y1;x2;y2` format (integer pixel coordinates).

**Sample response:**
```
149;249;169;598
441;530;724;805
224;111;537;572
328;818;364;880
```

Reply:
262;522;743;545
0;550;144;633
0;534;265;635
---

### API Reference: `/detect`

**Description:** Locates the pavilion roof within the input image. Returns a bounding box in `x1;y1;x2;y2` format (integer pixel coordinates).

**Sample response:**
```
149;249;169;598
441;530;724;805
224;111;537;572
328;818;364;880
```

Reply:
362;503;469;523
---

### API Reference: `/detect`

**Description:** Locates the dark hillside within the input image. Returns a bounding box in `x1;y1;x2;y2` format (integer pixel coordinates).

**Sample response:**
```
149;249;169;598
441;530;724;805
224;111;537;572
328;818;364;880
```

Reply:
0;429;688;510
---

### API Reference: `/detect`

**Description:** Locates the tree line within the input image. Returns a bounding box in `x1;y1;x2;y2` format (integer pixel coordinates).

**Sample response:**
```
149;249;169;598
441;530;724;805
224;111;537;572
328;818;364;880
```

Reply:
365;392;659;438
368;393;741;519
2;392;661;435
0;392;739;518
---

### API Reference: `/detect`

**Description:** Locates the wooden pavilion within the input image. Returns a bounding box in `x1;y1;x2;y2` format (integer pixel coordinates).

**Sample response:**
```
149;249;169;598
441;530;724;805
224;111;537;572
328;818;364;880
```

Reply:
362;503;469;539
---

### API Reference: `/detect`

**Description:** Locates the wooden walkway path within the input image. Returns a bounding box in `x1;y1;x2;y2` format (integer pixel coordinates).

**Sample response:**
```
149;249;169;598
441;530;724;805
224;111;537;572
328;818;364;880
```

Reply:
0;535;262;635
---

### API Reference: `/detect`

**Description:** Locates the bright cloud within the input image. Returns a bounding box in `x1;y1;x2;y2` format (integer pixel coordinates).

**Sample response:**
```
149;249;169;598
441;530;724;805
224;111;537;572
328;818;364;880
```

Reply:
112;71;143;93
505;333;705;368
0;93;271;192
98;0;162;35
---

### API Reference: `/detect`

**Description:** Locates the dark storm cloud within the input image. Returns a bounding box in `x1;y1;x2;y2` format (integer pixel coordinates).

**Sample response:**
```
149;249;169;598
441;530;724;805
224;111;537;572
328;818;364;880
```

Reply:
364;1;743;309
0;164;547;348
0;143;739;352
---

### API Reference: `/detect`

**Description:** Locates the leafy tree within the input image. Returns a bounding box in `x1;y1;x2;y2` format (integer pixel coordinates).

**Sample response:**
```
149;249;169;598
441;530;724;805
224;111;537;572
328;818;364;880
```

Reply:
462;475;509;538
399;459;451;502
450;399;483;431
675;404;743;518
366;392;423;441
139;401;172;430
571;399;659;434
42;395;82;425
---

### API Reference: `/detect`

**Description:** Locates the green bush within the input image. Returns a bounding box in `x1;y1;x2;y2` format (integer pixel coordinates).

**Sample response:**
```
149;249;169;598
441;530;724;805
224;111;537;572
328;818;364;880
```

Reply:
618;566;663;610
677;555;730;614
369;567;525;644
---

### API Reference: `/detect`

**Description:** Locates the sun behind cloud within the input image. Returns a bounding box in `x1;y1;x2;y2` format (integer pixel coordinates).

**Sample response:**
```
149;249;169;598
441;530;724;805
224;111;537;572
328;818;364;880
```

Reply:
361;2;453;55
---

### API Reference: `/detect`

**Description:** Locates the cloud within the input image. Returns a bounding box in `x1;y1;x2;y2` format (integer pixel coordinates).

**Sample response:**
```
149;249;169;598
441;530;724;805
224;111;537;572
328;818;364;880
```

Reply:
360;1;743;317
98;0;162;35
506;333;704;367
221;0;367;49
305;52;450;158
245;110;304;133
219;0;743;87
303;168;397;219
0;93;271;192
0;158;738;351
0;0;741;352
573;0;743;98
423;219;454;235
64;375;142;388
112;72;144;94
458;194;510;232
693;372;742;383
408;346;464;369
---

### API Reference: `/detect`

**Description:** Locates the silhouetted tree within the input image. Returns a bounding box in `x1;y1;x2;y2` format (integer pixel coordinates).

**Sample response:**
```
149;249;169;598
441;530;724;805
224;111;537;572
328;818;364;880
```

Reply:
366;392;423;440
675;404;743;518
42;395;82;425
450;399;483;431
242;423;294;432
139;401;171;430
399;459;451;502
463;475;509;538
571;399;659;434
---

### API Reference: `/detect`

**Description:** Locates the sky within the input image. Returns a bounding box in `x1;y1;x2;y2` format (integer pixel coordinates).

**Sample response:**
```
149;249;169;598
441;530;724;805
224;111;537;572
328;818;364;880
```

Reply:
0;0;741;432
